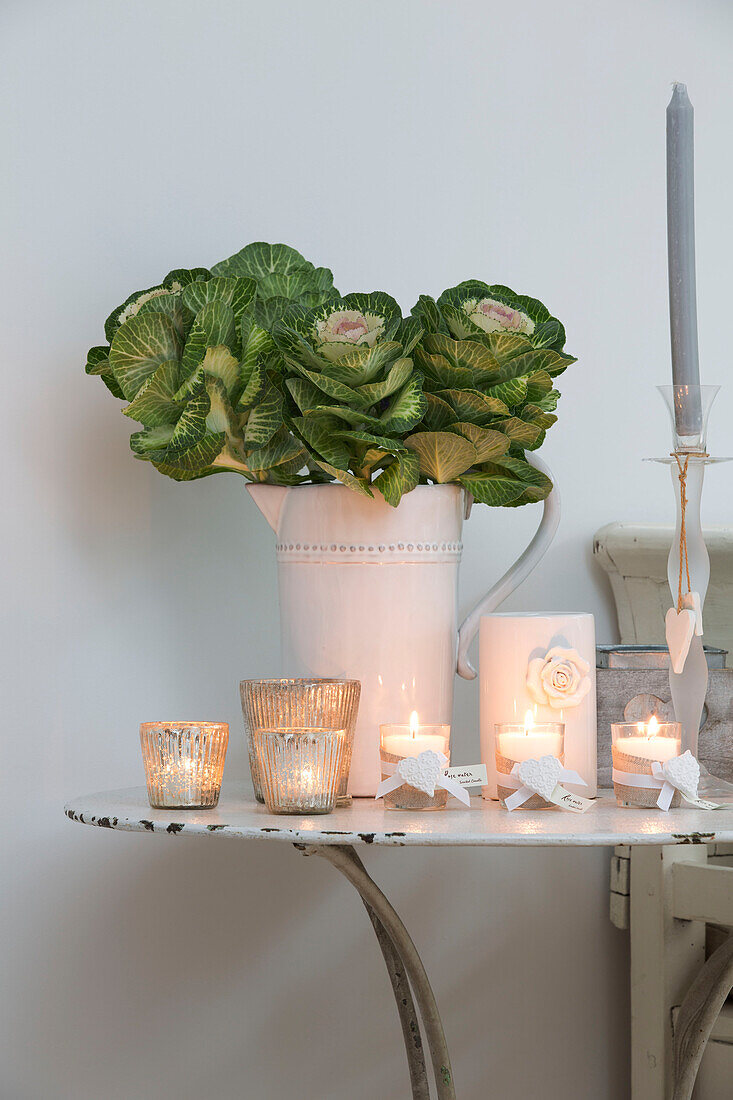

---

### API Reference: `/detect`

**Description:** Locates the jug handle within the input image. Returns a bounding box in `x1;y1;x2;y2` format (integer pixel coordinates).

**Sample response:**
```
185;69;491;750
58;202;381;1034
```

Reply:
456;453;561;680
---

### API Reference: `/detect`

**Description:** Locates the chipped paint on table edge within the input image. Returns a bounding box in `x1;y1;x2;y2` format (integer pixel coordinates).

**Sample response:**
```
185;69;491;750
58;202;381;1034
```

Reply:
63;805;725;848
63;807;412;845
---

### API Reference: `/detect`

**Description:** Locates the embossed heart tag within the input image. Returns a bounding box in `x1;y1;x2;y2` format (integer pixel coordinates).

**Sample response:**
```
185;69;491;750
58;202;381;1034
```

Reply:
397;750;444;796
516;755;563;801
663;750;700;799
503;756;593;813
665;606;696;674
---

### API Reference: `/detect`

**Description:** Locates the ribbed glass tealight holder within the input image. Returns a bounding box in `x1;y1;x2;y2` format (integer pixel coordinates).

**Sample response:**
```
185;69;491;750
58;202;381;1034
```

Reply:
140;722;229;809
253;726;345;814
240;679;360;806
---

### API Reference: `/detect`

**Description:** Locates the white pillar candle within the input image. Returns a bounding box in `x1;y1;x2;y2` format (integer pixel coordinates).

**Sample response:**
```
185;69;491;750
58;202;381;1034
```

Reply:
480;613;597;798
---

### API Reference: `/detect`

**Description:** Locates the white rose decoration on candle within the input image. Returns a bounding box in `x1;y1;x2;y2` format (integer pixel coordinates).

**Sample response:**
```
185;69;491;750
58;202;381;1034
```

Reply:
526;647;591;710
314;308;385;361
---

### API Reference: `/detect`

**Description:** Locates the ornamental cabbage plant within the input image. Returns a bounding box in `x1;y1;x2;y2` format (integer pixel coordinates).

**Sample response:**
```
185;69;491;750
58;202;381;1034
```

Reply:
272;293;426;502
85;246;576;508
85;243;339;483
406;281;576;507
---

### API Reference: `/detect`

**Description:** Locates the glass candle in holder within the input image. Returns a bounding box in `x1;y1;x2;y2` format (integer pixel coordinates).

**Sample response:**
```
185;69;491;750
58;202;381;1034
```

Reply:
240;679;360;807
379;711;450;810
612;717;682;808
253;726;345;814
140;722;229;809
495;712;564;809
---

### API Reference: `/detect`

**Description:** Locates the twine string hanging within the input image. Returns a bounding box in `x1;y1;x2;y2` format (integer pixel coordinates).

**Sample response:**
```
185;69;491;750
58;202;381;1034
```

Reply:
672;452;692;612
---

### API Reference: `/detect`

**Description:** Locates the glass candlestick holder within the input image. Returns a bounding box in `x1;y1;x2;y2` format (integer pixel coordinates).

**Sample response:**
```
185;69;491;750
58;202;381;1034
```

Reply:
612;720;682;808
240;678;360;810
494;722;564;809
140;721;229;809
657;384;719;453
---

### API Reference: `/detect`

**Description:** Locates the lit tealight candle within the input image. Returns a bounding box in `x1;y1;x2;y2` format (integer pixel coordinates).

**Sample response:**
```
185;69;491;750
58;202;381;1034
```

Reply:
494;711;565;810
140;721;229;809
253;727;346;815
611;716;683;808
614;715;681;762
380;710;450;758
379;712;451;811
496;710;564;763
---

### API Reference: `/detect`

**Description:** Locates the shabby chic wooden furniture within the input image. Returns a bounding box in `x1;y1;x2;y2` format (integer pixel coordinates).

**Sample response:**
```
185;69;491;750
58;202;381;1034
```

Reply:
593;523;733;664
65;787;733;1099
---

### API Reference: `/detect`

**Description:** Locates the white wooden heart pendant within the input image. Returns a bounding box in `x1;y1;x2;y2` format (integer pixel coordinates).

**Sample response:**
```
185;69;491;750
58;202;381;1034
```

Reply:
663;750;700;799
665;606;696;674
681;591;703;637
397;750;444;796
516;755;562;801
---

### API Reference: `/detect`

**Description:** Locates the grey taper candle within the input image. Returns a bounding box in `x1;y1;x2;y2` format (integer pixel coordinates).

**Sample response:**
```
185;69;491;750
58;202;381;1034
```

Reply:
667;82;702;435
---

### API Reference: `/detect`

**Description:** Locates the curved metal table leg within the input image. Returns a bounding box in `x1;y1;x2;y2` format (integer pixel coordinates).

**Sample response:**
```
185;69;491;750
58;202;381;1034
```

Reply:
351;869;430;1099
303;843;456;1100
673;932;733;1100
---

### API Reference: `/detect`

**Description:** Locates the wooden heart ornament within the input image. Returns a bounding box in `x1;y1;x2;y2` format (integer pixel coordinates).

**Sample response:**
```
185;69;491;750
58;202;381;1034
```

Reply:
663;750;700;800
516;755;562;801
681;591;703;637
397;750;444;796
665;606;696;674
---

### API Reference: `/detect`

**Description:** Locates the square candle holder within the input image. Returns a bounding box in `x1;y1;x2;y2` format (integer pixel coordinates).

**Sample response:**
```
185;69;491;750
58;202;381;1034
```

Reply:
494;721;564;809
379;720;450;810
612;720;682;808
140;721;229;809
240;678;360;809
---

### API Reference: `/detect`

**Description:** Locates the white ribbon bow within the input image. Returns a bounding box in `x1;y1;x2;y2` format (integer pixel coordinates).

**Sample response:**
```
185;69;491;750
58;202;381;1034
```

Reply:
500;754;588;812
375;750;471;807
612;750;721;811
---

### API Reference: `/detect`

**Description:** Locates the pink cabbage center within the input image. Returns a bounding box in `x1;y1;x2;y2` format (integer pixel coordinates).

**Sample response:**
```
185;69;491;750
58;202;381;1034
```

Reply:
478;301;523;330
333;319;369;340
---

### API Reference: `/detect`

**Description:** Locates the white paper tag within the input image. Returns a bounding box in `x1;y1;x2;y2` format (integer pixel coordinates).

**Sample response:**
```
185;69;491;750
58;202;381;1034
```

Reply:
683;794;722;810
547;784;594;814
443;764;488;788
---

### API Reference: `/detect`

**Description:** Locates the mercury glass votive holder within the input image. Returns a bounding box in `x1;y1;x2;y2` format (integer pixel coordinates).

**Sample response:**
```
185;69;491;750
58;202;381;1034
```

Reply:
611;721;682;808
253;727;345;814
140;722;229;809
240;678;360;806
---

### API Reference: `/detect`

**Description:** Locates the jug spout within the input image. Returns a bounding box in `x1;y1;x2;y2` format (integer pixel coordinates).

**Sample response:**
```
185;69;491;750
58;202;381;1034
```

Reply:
247;484;290;534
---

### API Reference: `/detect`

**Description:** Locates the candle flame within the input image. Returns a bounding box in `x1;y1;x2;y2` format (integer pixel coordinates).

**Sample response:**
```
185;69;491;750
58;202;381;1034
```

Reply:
409;710;419;738
524;709;534;735
647;715;659;739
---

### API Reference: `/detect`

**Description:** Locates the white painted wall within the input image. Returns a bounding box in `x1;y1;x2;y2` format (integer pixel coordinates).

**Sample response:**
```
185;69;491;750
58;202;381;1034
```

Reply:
3;0;732;1096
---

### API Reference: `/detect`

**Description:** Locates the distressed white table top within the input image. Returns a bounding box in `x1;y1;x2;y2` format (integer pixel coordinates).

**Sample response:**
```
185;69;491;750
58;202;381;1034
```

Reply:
64;784;733;847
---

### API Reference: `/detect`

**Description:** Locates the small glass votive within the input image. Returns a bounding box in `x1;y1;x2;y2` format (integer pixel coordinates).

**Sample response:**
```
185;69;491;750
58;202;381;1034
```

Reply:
495;721;564;809
379;715;450;810
140;722;229;809
253;727;345;814
612;719;682;808
240;678;360;806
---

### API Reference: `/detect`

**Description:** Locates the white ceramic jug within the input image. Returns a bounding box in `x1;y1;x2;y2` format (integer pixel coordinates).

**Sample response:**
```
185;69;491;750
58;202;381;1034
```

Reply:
248;456;559;795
